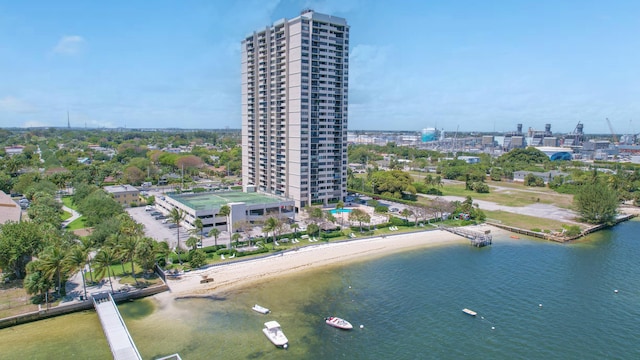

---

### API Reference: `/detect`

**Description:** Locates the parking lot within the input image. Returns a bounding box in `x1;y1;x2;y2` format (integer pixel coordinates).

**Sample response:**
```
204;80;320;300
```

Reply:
127;206;195;250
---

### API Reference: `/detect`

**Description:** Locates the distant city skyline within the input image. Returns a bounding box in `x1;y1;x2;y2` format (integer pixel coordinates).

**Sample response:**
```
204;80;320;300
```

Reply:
1;0;639;134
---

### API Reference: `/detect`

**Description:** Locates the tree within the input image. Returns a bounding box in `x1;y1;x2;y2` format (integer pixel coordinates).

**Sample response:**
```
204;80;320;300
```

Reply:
24;261;53;305
263;216;279;249
168;207;186;265
117;235;140;284
231;232;241;248
189;249;206;268
39;246;68;297
218;204;231;233
208;228;220;248
307;223;320;237
191;218;204;244
135;237;158;274
290;223;299;238
0;221;45;279
65;246;89;300
186;236;199;251
93;247;116;293
574;182;619;225
349;208;370;232
400;208;412;222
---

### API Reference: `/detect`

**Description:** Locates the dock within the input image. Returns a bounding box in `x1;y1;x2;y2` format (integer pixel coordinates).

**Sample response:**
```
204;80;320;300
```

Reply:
92;292;142;360
441;226;492;247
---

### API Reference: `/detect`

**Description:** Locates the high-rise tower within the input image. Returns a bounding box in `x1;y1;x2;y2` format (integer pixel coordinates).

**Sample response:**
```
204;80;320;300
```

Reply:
241;9;349;209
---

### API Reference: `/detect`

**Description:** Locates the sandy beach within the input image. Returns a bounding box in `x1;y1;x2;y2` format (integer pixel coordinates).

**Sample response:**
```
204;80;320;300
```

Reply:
165;229;482;297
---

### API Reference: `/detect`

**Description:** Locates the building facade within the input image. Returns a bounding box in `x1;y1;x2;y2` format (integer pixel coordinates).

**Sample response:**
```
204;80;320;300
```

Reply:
241;9;349;209
103;185;140;206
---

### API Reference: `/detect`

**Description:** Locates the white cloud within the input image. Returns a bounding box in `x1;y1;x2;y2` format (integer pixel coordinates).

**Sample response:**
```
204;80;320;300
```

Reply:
52;35;85;55
0;96;35;113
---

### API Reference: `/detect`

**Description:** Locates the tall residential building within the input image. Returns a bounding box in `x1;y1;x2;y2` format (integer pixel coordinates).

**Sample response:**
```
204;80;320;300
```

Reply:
241;9;349;209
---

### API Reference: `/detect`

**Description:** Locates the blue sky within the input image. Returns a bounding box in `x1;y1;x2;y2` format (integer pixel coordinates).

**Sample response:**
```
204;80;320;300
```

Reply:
0;0;639;134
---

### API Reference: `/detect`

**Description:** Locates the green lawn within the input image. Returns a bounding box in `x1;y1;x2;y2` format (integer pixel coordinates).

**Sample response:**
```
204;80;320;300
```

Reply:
60;211;72;221
412;178;574;209
485;210;581;233
61;196;77;210
65;217;87;230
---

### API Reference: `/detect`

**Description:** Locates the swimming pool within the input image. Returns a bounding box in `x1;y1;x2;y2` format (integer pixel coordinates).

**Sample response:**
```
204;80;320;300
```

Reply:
329;208;352;214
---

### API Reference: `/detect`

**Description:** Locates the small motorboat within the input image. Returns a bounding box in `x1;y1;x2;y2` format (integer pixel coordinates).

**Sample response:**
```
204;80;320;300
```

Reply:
262;321;288;348
325;316;353;330
462;308;477;316
252;304;270;314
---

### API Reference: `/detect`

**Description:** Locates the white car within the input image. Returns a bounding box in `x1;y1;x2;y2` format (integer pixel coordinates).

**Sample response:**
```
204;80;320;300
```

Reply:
162;219;168;224
145;205;153;211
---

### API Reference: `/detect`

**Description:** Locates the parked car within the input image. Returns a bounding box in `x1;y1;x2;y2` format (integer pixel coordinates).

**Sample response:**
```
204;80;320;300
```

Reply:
168;223;178;228
145;205;153;211
150;211;161;216
155;215;166;220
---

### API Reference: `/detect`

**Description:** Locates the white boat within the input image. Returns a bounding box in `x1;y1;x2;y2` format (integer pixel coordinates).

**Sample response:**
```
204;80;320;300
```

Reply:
252;304;270;314
462;308;477;316
325;316;353;330
262;321;288;348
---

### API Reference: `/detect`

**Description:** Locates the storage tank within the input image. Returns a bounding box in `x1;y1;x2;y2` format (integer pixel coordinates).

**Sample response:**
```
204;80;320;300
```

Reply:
421;128;437;142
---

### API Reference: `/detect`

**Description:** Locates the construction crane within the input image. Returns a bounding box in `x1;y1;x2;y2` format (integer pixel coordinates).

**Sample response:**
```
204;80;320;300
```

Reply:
606;118;618;144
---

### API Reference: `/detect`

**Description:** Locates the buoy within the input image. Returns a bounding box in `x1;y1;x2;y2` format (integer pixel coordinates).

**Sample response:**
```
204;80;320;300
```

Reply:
360;324;364;329
614;289;619;293
491;326;495;330
539;304;543;307
349;286;352;289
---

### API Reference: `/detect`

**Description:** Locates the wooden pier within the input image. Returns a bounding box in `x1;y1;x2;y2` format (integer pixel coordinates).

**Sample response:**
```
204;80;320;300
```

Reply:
441;226;492;247
92;292;142;360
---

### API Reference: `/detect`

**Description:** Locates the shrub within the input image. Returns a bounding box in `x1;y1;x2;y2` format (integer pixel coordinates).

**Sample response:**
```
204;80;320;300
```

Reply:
531;228;541;232
320;231;344;239
563;225;581;237
236;247;269;257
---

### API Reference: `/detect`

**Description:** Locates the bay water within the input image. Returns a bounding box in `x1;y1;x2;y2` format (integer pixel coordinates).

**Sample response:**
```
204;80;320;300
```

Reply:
2;221;640;359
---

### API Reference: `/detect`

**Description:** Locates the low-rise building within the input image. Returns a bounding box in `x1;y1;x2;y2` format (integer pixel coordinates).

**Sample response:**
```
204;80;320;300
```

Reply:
103;185;140;207
0;191;22;223
154;190;295;234
513;170;567;184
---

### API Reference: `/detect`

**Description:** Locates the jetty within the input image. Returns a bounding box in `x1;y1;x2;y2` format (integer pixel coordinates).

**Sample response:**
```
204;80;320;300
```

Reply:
441;226;492;247
92;292;142;360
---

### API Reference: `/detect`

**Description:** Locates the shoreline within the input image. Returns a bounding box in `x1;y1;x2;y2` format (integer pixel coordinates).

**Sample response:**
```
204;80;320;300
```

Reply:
163;228;478;298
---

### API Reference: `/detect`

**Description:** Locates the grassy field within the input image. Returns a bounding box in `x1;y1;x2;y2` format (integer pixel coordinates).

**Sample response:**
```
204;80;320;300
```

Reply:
65;217;87;230
411;176;574;209
61;196;76;210
61;211;72;221
485;210;581;233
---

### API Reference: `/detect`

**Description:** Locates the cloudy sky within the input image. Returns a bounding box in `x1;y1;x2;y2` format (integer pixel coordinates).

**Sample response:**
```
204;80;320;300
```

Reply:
0;0;639;134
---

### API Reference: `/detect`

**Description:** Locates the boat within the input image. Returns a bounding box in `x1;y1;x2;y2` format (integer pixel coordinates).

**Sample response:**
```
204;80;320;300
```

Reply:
462;308;477;316
325;316;353;330
252;304;270;314
510;235;520;239
262;321;288;348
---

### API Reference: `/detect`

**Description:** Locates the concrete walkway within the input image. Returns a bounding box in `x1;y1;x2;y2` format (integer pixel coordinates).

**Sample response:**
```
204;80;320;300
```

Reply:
61;205;81;228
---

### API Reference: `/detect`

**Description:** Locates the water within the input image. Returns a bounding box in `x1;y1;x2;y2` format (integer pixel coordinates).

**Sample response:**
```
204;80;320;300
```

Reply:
330;208;352;214
2;221;640;359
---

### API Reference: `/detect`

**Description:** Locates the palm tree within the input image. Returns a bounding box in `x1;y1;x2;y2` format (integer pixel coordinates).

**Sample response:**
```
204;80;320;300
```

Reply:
400;208;412;222
64;246;89;300
24;260;53;306
154;240;171;267
263;216;278;249
94;247;116;293
117;235;140;284
218;204;231;232
190;218;204;244
39;246;68;297
186;236;199;251
208;228;220;248
231;232;241;248
290;223;299;238
78;237;95;285
169;207;186;265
